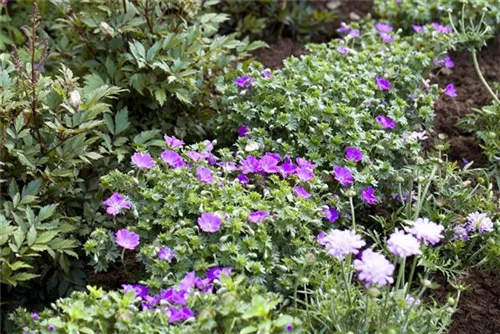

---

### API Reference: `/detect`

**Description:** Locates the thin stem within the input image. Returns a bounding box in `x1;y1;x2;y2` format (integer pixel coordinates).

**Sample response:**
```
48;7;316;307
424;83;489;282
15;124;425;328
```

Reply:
144;0;154;34
122;0;127;13
401;286;428;332
396;257;406;290
406;256;418;294
471;50;500;104
349;196;356;230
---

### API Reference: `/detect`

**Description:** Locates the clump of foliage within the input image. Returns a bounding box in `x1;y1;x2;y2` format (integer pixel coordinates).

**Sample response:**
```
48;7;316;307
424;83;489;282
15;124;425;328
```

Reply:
40;0;264;139
219;0;336;43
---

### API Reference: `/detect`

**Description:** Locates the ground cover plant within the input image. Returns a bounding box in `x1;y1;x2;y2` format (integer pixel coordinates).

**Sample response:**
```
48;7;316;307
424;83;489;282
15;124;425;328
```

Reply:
2;0;500;333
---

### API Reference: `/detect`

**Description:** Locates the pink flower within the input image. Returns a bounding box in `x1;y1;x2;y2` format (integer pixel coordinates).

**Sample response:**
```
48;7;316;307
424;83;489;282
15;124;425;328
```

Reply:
333;167;353;186
164;134;184;148
103;193;131;216
354;249;395;287
444;83;457;97
294;186;311;199
131;152;155;169
361;187;379;205
376;115;396;129
115;229;140;250
197;212;222;233
196;166;214;184
376;76;392;90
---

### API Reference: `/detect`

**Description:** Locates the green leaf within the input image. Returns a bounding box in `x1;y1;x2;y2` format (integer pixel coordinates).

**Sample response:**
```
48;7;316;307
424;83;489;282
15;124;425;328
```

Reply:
114;108;130;135
154;89;167;106
10;272;39;282
239;326;258;334
35;231;59;244
38;204;58;221
27;226;37;246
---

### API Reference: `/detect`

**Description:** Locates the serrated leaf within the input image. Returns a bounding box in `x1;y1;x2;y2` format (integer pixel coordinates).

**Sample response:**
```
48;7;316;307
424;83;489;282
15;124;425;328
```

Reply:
154;89;167;106
27;226;37;246
38;204;58;221
114;108;130;135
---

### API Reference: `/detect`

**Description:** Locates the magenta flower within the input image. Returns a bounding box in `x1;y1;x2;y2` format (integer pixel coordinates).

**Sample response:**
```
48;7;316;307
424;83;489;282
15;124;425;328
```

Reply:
297;167;315;182
238;125;250;137
115;229;140;250
235;76;254;88
345;147;363;162
387;229;421;257
161;150;187;168
333;167;353;186
412;24;425;33
168;307;195;323
444;83;457;97
280;157;297;177
324;207;339;223
248;210;269;223
122;284;149;298
240;156;261;174
380;32;395;43
294;186;311;199
187;151;203;161
361;187;379;205
296;157;317;170
131;152;155;169
375;76;392;90
443;55;455;68
196;167;214;184
161;288;188;305
103;193;132;216
206;267;232;281
237;174;250;184
320;229;366;260
262;69;272;79
179;271;196;291
164;134;184;148
405;218;444;245
466;212;494;233
336;46;351;54
376;115;396;129
354;249;395;287
158;247;176;262
431;23;452;34
260;153;281;173
197;212;222;233
375;22;393;33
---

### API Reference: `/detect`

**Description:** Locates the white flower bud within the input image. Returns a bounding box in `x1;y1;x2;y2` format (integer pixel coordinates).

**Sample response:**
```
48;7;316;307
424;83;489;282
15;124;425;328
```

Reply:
99;22;114;36
69;90;81;109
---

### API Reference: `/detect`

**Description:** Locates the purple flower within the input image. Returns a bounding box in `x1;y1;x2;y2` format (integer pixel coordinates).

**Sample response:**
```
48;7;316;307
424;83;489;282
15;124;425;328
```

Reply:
196;167;214;184
262;69;272;79
164;134;184;148
361;187;379;205
333;167;353;186
48;326;55;332
466;212;494;233
161;288;188;305
158;247;176;262
294;186;311;199
380;33;395;43
179;271;196;291
218;161;239;172
431;23;452;34
405;295;421;306
444;83;457;97
235;76;254;88
354;249;395;287
375;76;392;90
237;174;250;184
161;150;187;168
319;229;366;260
238;125;250;137
408;131;428;141
131;152;155;169
436;53;454;68
297;167;315;182
206;267;232;281
240;156;261;174
324;207;339;223
453;225;469;241
376;115;396;129
122;284;149;298
248;210;269;223
387;229;421;257
286;324;293;331
349;29;360;38
405;218;444;245
168;307;195;323
103;193;132;216
197;212;222;233
187;151;203;161
280;157;297;177
462;157;470;165
375;22;393;33
338;22;349;34
412;24;425;33
32;313;39;321
336;46;351;54
296;157;317;170
115;229;140;250
345;147;363;162
260;153;281;173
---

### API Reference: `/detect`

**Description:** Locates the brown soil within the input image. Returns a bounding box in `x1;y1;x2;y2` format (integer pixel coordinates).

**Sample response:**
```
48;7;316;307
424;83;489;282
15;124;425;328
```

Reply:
431;35;500;166
449;271;500;334
253;0;374;68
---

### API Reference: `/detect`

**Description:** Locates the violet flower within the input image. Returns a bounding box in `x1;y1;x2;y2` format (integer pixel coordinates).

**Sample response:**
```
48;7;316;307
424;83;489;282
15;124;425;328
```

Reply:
260;153;281;173
333;167;353;186
361;187;379;205
197;212;222;233
324;207;339;223
375;76;392;90
336;46;351;54
294;186;311;199
131;152;155;169
196;166;214;184
262;69;272;79
235;76;254;88
380;32;395;43
240;156;261;174
431;23;452;34
297;157;317;170
187;151;203;161
354;249;395;287
248;210;269;223
405;218;444;245
412;24;425;33
466;212;494;233
158;247;176;262
161;150;187;168
453;225;469;241
115;229;140;250
164;134;184;148
376;115;396;129
387;229;421;257
168;307;195;323
444;83;457;97
238;125;250;137
122;284;149;298
297;167;315;182
345;147;363;162
103;193;131;216
375;22;393;33
206;267;232;281
280;157;297;177
320;229;366;260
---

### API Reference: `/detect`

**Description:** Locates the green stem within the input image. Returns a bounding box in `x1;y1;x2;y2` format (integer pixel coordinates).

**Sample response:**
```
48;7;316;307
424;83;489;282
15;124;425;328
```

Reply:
349;196;356;230
406;256;418;295
396;257;406;290
472;50;500;104
401;286;427;332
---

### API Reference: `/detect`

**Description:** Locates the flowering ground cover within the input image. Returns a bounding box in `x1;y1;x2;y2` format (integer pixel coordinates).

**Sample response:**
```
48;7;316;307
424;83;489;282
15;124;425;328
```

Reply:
1;1;500;333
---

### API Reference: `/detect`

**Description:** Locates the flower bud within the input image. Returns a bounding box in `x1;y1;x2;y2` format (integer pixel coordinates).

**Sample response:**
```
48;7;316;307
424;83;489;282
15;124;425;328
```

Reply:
305;253;316;264
367;287;381;298
99;22;114;36
395;176;405;183
447;297;455;305
345;189;356;197
69;90;81;109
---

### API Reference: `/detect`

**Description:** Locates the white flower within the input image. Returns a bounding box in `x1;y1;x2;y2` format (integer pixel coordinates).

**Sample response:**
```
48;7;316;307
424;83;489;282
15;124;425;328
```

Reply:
387;229;421;257
69;90;81;109
405;218;444;245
